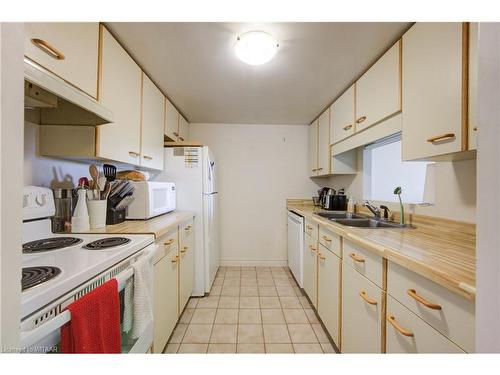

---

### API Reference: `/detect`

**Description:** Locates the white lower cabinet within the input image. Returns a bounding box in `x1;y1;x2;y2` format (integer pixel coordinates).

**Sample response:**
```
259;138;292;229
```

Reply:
303;232;318;309
153;242;179;353
317;244;341;347
342;262;383;353
386;295;465;353
179;225;194;313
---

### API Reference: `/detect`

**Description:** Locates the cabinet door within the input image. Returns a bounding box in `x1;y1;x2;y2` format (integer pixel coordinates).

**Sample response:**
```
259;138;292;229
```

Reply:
342;263;382;353
402;23;465;160
303;233;318;309
165;98;179;141
469;22;478;150
179;232;194;313
25;23;99;98
178;115;189;142
317;245;341;347
141;74;165;170
317;109;330;176
308;119;319;177
153;247;179;353
330;85;355;144
97;26;142;165
386;295;464;353
356;41;401;132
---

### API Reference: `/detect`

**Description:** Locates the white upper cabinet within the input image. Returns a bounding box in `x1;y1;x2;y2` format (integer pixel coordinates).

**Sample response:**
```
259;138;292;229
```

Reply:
355;41;401;133
402;23;466;160
309;119;319;177
141;73;165;170
25;23;99;98
469;22;478;151
178;114;190;142
165;98;179;141
317;109;330;176
97;26;142;164
330;85;355;145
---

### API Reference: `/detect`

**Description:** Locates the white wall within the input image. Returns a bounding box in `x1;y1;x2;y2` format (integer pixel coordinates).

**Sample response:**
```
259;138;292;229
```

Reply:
476;22;500;353
190;123;317;266
0;23;23;352
24;121;93;187
323;148;477;223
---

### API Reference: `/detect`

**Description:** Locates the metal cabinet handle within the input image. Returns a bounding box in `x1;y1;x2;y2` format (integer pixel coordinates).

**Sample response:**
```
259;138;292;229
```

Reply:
349;252;365;263
128;151;140;157
343;124;353;131
309;245;316;252
359;290;377;305
164;239;175;247
407;289;442;310
31;38;65;60
356;116;367;124
426;133;455;143
306;225;313;230
185;225;192;231
473;127;478;131
318;252;326;261
180;246;188;253
171;255;179;263
143;155;153;160
173;132;179;136
321;235;331;242
179;137;185;141
387;315;414;337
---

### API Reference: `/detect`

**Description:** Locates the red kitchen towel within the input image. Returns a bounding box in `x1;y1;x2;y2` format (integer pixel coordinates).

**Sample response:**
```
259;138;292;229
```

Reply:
60;278;121;353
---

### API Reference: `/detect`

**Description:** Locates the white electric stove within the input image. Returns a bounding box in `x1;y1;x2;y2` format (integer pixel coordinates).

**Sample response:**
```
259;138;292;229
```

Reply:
21;187;155;320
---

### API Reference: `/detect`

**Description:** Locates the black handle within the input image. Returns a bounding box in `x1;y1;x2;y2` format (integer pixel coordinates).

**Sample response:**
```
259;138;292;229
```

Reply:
380;205;390;219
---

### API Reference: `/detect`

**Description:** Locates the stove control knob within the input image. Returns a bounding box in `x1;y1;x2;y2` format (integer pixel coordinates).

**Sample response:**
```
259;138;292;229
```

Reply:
35;194;47;207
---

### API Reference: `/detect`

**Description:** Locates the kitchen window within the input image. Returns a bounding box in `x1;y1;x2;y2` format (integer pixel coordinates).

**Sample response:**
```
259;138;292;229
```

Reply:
363;134;434;204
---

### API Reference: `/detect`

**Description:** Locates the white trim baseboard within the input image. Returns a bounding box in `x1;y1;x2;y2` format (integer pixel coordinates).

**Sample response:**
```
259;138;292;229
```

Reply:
219;260;288;267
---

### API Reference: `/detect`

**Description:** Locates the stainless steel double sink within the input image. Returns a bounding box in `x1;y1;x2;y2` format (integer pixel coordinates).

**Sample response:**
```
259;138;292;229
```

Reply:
314;212;409;229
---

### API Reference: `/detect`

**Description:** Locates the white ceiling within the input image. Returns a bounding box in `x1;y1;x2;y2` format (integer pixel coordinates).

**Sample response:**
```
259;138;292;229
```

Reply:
106;22;411;125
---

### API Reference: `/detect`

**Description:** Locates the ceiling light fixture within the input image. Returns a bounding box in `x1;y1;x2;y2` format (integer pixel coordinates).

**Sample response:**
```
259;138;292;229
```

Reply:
235;31;279;66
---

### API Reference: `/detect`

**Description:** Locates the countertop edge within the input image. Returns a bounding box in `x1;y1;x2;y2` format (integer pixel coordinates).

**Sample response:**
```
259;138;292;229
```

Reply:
287;205;476;300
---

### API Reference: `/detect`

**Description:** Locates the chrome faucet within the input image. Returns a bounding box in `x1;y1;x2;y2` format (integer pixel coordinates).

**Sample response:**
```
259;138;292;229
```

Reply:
363;201;381;218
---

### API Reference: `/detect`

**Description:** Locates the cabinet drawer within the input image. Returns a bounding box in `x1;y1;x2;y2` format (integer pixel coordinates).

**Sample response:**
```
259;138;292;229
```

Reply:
25;22;99;98
342;262;383;353
318;226;341;258
386;295;465;353
343;240;383;287
387;261;474;352
179;218;194;242
304;218;318;240
154;229;178;264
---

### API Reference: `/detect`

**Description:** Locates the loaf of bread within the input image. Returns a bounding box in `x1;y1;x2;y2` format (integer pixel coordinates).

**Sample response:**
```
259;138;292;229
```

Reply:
116;170;150;181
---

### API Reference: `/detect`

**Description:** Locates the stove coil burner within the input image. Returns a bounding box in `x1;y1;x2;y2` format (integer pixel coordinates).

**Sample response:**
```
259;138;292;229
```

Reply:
22;266;62;291
83;237;131;250
22;237;83;254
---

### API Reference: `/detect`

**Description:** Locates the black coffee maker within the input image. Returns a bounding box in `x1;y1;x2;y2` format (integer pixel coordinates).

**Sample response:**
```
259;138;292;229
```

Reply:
318;187;347;211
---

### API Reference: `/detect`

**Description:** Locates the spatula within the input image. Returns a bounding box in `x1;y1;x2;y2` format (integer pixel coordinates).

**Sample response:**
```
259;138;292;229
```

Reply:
103;164;117;182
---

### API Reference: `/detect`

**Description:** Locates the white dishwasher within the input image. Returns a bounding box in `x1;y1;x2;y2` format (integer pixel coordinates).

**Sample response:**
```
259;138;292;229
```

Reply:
287;210;304;287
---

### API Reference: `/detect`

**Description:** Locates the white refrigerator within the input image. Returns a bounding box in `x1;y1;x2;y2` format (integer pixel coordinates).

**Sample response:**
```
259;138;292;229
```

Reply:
155;146;220;296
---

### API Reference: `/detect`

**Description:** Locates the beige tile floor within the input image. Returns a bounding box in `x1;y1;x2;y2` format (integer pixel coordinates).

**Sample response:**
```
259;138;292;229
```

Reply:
165;266;336;354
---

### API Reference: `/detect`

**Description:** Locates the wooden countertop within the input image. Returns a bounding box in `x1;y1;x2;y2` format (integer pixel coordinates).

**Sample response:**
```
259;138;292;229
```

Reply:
83;211;195;239
287;203;476;300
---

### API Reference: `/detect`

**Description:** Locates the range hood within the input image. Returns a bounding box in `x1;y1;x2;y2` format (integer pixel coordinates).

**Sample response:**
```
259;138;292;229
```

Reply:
24;58;113;126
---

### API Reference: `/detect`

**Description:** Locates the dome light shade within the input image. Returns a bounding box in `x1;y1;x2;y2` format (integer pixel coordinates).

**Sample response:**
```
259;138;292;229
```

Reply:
235;31;279;66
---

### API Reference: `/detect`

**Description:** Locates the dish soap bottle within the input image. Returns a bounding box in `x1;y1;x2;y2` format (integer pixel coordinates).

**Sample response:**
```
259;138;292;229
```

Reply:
71;188;90;232
347;196;354;213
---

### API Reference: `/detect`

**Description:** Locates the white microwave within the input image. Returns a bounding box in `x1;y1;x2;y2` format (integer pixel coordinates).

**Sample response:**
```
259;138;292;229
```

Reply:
126;181;176;219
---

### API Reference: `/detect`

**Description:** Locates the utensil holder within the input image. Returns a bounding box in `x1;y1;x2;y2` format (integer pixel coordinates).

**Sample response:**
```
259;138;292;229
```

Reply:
88;200;107;229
